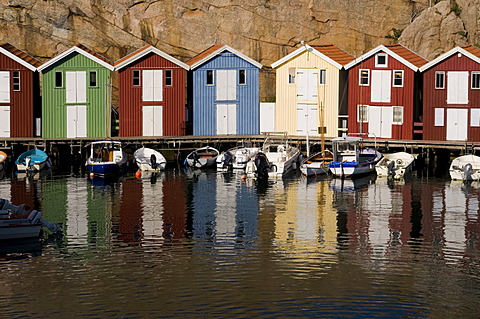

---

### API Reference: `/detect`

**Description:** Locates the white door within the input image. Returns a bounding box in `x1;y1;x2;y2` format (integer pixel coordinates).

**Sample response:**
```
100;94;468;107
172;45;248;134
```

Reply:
447;71;468;104
368;106;393;138
66;105;87;138
142;105;163;136
0;71;10;103
142;70;163;102
216;104;237;135
371;70;391;103
66;71;87;103
296;104;319;136
446;108;468;141
297;69;318;101
216;70;236;101
260;102;275;133
0;106;10;137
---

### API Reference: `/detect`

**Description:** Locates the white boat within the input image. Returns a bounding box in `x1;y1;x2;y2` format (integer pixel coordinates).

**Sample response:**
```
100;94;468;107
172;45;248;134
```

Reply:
216;146;260;170
184;146;219;169
449;154;480;181
375;152;415;179
0;199;60;240
246;132;301;177
86;141;128;176
328;135;382;178
300;150;333;177
134;147;167;171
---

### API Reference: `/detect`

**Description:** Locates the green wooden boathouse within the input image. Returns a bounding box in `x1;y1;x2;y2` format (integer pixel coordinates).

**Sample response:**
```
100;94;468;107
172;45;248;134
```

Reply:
38;45;114;138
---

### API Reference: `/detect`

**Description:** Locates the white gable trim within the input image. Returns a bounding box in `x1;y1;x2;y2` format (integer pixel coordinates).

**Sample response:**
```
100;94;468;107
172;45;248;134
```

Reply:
0;47;37;71
344;45;419;71
115;46;190;71
38;46;114;72
271;44;343;70
189;45;262;70
419;46;480;72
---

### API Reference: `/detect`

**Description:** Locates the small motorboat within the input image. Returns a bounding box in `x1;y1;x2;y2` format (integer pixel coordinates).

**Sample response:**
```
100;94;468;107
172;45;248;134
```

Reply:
216;146;260;170
134;147;167;171
329;135;382;178
86;140;127;176
0;151;7;171
449;154;480;181
375;152;415;179
184;146;219;168
0;199;60;240
15;148;51;172
300;150;333;177
245;132;300;178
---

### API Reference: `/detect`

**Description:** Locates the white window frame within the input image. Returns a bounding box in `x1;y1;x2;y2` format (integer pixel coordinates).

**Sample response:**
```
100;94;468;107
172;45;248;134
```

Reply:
471;71;480;89
288;68;295;84
239;69;247;85
165;70;173;86
392;106;404;125
132;70;140;86
359;69;370;86
319;69;327;85
435;71;445;89
471;108;480;127
12;71;20;91
434;108;444;126
393;70;404;87
357;105;369;123
375;53;388;67
89;71;97;87
206;70;214;86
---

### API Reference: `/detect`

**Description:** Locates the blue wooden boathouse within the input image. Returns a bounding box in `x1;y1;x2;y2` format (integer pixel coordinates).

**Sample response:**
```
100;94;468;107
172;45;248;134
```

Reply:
187;45;262;136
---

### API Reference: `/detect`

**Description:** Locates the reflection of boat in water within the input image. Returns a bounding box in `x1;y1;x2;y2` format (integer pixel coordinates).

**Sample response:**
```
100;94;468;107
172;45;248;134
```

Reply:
0;151;7;171
329;174;376;192
0;238;43;256
15;148;51;172
87;174;120;187
329;135;382;178
0;199;60;240
376;152;415;179
184;146;220;169
134;147;167;171
449;154;480;181
86;141;128;176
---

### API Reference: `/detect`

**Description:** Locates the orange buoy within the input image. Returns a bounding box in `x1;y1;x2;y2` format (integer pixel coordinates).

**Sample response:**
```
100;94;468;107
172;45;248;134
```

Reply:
89;172;94;178
241;174;247;181
135;171;142;178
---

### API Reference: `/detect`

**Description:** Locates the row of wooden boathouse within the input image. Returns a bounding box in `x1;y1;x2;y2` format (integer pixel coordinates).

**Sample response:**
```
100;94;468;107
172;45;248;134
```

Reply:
2;41;480;143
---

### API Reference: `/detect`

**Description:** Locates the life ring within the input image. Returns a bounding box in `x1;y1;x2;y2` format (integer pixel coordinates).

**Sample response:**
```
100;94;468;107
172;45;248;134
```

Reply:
396;159;403;165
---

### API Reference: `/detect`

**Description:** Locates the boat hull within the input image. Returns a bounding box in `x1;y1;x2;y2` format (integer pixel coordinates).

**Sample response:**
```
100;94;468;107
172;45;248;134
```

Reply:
375;152;415;179
329;161;377;177
87;162;125;176
300;163;329;177
17;162;47;173
0;223;42;240
449;155;480;181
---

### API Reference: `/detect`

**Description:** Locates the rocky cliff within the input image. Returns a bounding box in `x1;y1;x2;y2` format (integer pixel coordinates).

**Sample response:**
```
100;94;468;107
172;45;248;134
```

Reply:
1;0;479;100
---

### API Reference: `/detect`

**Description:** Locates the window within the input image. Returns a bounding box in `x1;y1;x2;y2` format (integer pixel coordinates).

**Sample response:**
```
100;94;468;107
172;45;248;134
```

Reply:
239;70;246;85
206;70;214;85
12;71;20;91
375;53;388;67
319;69;326;85
132;70;140;86
434;108;444;126
393;70;404;87
165;70;172;86
435;71;445;89
471;109;480;126
55;71;63;88
393;106;404;124
359;69;369;86
357;105;368;123
89;71;97;87
472;72;480;89
288;68;295;84
318;127;327;134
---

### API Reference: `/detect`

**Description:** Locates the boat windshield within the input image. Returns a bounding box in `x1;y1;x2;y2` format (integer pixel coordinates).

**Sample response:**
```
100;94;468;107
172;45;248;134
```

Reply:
335;141;357;153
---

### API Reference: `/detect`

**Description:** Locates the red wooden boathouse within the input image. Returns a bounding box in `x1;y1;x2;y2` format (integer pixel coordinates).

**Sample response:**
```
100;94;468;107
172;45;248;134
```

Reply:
420;45;480;142
0;43;41;138
115;45;190;137
344;44;427;140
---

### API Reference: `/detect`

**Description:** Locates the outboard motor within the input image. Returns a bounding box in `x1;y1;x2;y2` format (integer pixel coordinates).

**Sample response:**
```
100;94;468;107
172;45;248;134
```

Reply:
254;152;270;179
222;151;234;169
25;156;32;168
464;163;474;178
150;154;158;170
387;160;395;177
192;151;200;167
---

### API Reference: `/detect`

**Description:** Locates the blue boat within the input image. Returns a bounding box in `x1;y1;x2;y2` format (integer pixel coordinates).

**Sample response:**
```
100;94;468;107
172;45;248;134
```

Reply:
86;141;127;176
15;149;51;172
328;136;382;178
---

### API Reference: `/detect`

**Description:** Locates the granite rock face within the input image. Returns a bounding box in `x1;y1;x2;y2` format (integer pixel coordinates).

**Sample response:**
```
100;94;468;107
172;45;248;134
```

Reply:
1;0;478;100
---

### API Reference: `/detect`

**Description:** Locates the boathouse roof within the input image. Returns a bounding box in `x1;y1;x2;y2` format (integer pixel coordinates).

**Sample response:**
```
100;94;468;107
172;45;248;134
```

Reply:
0;43;42;71
114;45;189;70
186;44;262;70
419;45;480;72
271;44;353;69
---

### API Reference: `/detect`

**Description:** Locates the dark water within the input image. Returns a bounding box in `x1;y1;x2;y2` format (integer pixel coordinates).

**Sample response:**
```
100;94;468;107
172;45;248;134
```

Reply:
0;168;479;318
